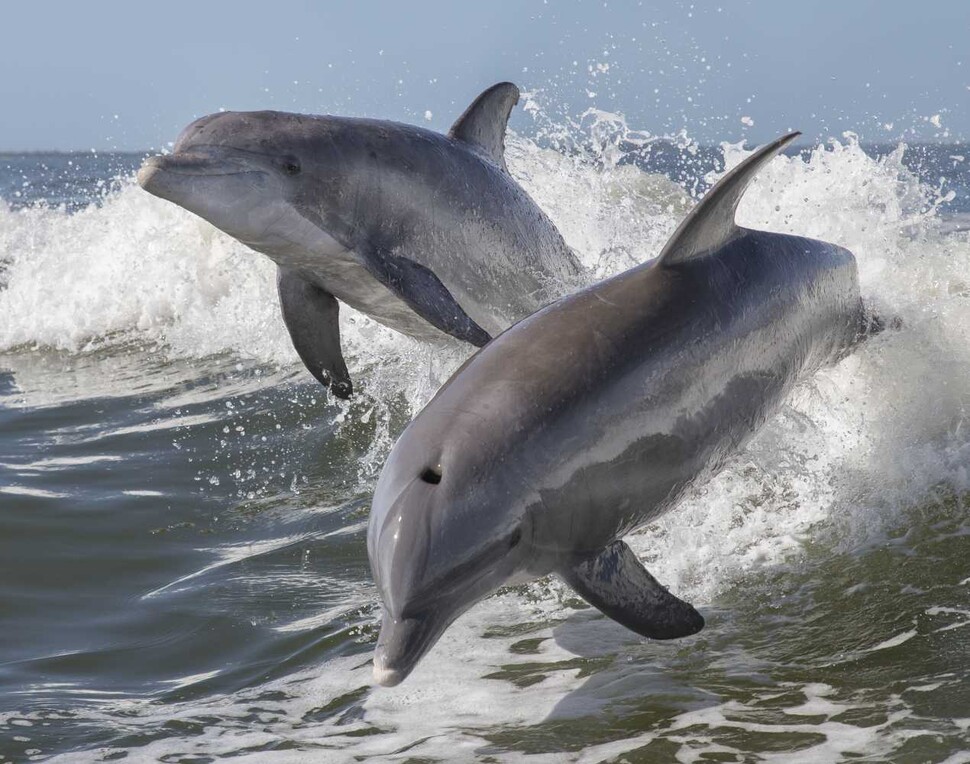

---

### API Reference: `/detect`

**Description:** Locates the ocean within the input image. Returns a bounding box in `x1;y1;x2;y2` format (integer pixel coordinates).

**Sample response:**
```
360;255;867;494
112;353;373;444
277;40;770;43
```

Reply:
2;121;970;762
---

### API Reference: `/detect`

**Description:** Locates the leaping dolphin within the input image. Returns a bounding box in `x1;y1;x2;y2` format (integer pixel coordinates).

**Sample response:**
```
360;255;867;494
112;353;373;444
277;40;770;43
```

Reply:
137;83;581;397
367;132;879;686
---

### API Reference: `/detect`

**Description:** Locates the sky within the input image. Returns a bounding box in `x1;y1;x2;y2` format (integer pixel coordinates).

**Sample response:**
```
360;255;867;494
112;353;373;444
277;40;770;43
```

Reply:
1;0;967;151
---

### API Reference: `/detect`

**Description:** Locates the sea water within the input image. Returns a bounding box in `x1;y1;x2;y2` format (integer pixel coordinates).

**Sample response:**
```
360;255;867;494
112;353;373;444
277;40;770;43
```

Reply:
1;120;970;762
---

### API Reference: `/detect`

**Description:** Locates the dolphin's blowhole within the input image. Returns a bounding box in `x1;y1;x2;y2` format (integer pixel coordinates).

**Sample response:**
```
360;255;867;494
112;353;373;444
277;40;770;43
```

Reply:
420;466;442;485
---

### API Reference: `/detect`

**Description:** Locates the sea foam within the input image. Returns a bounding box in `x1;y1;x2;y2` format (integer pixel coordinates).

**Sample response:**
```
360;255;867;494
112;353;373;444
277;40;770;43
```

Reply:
2;128;969;556
5;123;970;763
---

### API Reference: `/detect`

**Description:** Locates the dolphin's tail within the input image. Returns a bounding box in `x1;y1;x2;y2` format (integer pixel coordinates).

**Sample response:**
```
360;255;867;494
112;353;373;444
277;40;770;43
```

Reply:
860;302;887;339
846;300;901;356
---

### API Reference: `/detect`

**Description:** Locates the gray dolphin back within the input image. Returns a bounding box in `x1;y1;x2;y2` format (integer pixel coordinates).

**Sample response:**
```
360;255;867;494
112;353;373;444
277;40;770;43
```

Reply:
367;131;869;685
137;82;582;396
554;131;856;637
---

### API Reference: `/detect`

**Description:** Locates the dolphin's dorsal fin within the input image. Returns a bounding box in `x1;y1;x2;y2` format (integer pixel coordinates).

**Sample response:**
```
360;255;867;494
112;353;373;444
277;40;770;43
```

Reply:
449;82;520;171
658;131;801;266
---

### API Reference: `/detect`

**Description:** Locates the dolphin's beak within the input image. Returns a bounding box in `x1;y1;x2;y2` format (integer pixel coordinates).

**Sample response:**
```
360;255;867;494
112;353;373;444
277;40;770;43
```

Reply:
136;156;170;195
136;152;257;198
372;611;445;687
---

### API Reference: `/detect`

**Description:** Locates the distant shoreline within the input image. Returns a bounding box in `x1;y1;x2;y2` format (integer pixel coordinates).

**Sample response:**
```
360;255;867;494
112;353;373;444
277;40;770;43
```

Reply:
0;139;970;160
0;150;153;156
2;140;969;156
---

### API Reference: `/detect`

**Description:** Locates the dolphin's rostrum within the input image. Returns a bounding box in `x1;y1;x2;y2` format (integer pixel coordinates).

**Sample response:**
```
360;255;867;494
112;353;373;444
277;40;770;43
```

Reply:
138;83;581;397
367;132;878;686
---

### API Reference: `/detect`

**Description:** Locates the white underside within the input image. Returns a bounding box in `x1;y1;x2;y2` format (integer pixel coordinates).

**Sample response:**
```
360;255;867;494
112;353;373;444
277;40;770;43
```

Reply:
241;202;448;342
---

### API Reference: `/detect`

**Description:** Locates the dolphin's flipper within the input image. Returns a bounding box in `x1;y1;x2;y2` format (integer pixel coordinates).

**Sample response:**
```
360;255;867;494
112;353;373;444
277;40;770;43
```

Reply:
658;131;801;266
562;540;704;640
449;82;519;171
277;267;353;398
364;252;492;347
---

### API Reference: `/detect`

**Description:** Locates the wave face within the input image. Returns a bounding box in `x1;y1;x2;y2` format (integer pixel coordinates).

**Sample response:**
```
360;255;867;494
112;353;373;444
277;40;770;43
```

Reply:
1;125;970;763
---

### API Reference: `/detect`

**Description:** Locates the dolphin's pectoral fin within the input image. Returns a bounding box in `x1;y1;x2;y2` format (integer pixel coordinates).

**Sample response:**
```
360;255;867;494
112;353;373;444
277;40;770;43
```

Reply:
277;267;353;398
449;82;519;171
364;252;492;347
561;540;704;640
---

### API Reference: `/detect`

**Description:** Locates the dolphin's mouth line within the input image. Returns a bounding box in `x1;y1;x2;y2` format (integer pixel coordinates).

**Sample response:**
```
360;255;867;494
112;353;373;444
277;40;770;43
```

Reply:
140;144;277;180
374;606;459;683
150;167;258;178
140;159;264;179
397;536;513;619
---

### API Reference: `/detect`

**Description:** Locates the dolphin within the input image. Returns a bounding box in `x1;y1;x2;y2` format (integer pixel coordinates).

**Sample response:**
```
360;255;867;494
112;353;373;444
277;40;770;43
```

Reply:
137;83;581;397
367;132;879;686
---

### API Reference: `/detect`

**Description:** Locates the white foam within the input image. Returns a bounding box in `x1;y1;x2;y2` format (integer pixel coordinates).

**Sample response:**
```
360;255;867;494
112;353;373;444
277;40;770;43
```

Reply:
160;670;222;691
865;629;918;652
141;533;316;599
0;188;294;363
0;485;69;499
4;123;970;761
0;454;122;470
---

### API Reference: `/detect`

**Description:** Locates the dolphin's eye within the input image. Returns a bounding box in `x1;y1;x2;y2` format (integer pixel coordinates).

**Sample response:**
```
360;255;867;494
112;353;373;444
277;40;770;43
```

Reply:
420;466;442;485
508;528;522;549
283;159;301;176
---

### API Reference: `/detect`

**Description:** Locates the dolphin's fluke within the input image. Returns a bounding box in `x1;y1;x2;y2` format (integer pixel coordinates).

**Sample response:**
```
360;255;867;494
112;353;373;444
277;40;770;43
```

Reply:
277;268;353;398
561;540;704;640
448;82;520;171
658;131;802;266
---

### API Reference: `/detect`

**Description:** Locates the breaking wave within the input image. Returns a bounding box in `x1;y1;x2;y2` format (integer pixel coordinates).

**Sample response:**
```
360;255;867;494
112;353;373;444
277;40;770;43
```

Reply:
2;114;970;761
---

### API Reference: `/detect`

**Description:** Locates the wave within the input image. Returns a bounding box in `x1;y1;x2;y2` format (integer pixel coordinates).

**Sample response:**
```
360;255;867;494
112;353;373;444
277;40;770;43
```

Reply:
3;116;970;762
1;122;969;556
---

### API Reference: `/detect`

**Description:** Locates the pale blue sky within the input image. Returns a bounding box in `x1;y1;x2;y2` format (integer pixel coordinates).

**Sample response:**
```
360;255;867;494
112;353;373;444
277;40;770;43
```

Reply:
2;0;967;150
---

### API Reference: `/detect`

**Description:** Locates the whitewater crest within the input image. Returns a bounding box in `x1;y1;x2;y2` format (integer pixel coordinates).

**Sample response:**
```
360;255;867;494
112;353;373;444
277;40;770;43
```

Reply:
3;118;970;762
2;127;969;561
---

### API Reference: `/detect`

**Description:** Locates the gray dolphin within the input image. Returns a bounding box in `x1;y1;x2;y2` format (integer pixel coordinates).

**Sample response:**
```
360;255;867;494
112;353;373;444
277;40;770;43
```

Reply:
367;132;878;686
137;83;581;397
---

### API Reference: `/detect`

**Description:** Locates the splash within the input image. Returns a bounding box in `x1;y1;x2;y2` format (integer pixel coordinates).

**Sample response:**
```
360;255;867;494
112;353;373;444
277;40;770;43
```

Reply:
1;129;969;554
0;189;293;362
631;134;970;601
3;119;970;763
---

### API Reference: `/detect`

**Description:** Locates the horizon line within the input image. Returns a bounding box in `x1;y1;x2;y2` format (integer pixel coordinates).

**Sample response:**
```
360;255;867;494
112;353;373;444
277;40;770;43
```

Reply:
3;138;970;156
